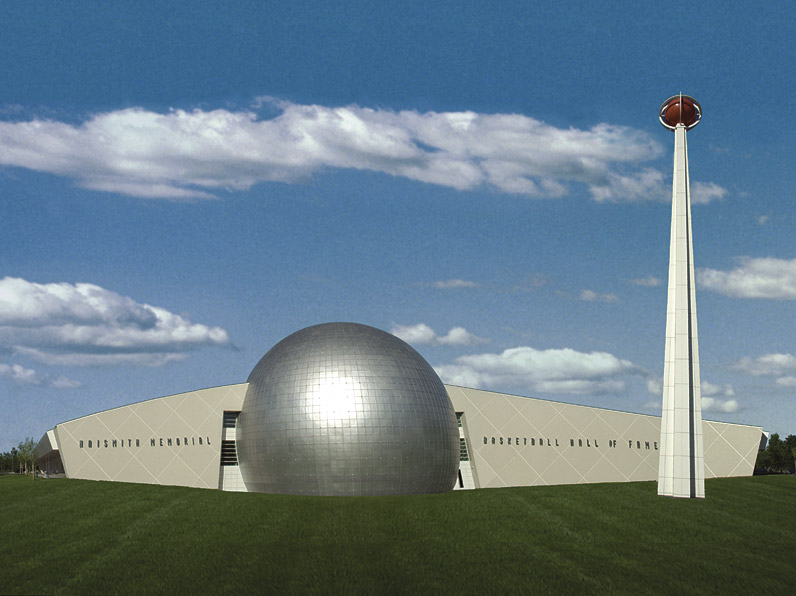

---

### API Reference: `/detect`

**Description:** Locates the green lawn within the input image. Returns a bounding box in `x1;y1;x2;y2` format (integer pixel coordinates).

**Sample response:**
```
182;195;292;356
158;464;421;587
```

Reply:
1;474;794;595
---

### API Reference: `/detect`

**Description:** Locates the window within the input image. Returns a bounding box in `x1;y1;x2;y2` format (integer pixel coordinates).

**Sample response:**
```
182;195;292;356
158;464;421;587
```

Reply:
220;440;238;466
223;411;240;429
459;438;469;461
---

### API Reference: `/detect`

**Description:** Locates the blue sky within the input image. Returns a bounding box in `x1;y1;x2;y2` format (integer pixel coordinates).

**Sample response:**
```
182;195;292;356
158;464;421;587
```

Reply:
2;1;796;451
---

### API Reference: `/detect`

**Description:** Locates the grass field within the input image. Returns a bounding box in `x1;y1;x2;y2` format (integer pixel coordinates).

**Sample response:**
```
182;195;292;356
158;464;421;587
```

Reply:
1;474;794;595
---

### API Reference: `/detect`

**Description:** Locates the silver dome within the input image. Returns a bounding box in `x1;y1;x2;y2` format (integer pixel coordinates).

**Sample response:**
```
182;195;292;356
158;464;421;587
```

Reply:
236;323;459;496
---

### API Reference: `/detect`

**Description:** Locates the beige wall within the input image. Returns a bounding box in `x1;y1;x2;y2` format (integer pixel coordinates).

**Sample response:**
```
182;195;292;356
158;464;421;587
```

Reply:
53;384;247;489
446;385;763;489
39;382;762;492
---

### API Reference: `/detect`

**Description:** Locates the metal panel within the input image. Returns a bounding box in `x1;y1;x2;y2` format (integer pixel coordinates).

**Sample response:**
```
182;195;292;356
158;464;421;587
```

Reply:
237;323;459;496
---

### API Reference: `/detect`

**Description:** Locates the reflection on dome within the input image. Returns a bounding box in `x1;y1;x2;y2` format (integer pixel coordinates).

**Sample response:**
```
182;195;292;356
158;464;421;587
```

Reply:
236;322;459;496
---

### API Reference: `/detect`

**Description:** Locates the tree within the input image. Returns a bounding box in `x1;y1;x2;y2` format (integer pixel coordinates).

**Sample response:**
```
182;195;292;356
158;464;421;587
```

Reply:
786;435;796;473
16;438;37;479
756;432;796;474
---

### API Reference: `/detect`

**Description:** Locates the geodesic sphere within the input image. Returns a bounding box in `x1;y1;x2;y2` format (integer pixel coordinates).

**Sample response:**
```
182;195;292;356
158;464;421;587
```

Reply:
236;322;459;496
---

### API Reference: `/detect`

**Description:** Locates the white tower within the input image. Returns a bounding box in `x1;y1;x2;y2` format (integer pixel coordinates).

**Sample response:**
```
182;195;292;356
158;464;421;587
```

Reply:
657;94;705;498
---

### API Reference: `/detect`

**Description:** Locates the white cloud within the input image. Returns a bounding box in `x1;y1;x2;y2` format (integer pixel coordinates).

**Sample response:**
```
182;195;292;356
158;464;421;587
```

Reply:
701;397;740;413
391;323;487;347
631;276;662;287
698;257;796;299
775;376;796;387
0;277;229;366
700;381;735;397
646;377;662;396
580;289;619;303
588;168;665;202
0;363;39;385
690;181;727;205
0;100;725;203
49;375;83;389
734;353;796;376
757;215;769;226
434;345;638;395
431;279;479;289
0;362;81;388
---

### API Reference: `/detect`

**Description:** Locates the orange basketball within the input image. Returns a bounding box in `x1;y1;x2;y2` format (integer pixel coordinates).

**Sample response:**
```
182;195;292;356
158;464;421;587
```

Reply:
662;97;698;128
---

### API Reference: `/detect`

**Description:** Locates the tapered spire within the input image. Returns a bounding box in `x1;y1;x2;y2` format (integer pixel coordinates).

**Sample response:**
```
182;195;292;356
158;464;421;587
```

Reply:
657;95;705;498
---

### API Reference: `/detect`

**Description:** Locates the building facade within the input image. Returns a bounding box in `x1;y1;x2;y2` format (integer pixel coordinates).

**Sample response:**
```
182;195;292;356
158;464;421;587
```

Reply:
35;382;763;492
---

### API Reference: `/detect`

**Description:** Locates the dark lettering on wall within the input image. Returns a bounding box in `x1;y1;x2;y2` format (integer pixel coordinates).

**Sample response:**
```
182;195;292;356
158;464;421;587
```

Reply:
76;434;215;450
468;430;659;455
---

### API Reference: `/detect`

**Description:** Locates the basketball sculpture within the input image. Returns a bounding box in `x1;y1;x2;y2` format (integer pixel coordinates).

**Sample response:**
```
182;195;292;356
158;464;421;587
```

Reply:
659;94;701;130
